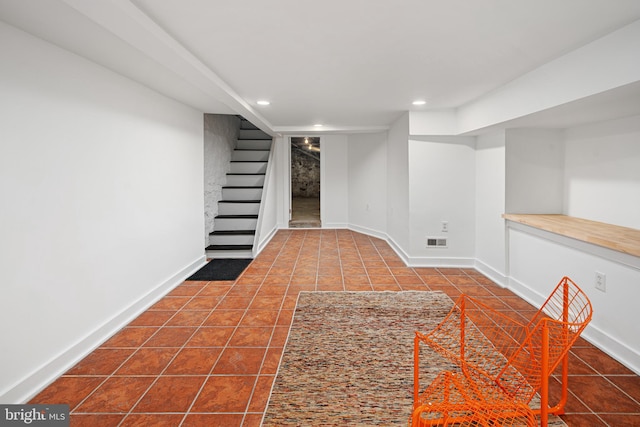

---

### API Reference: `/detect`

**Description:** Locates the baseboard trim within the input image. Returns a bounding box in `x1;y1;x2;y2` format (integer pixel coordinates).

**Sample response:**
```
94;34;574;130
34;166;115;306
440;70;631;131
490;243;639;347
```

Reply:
474;259;507;287
582;323;640;376
322;222;349;229
405;256;475;268
384;234;412;266
255;225;278;255
2;255;206;404
346;223;386;240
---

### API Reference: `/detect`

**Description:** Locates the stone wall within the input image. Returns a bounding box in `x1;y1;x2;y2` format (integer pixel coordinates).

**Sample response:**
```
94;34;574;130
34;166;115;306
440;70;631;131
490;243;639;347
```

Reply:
204;114;239;243
291;147;320;197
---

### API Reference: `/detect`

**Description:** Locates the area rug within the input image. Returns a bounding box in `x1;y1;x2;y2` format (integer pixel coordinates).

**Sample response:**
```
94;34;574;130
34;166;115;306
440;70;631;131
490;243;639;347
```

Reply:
263;291;567;426
185;258;252;281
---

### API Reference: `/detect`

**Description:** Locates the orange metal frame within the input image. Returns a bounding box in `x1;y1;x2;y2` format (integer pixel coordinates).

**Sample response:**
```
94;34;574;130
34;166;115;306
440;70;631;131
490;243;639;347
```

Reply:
411;276;593;427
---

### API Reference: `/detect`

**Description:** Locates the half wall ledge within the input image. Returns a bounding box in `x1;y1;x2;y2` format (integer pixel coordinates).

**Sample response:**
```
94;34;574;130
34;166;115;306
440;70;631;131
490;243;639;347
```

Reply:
503;214;640;259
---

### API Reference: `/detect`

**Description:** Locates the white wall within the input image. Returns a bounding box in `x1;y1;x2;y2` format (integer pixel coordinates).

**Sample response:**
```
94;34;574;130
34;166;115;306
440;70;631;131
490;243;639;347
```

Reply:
408;137;476;265
475;131;507;283
505;129;564;214
386;113;411;253
0;22;205;402
458;20;640;134
564;115;640;229
320;135;349;228
501;117;640;374
347;132;387;236
507;225;640;374
409;110;457;135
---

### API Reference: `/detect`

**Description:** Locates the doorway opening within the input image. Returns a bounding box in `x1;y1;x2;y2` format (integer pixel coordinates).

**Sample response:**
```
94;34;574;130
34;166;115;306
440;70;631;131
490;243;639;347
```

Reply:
289;137;321;228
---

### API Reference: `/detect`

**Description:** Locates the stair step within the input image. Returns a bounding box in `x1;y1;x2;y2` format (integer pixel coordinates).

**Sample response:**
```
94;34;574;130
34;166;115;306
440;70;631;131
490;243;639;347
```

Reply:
240;119;259;130
236;139;272;150
230;161;267;174
226;174;265;187
214;215;258;230
218;200;260;215
239;128;271;140
222;186;263;200
206;244;253;250
215;214;258;219
210;230;256;236
209;230;255;246
232;150;269;161
205;245;254;259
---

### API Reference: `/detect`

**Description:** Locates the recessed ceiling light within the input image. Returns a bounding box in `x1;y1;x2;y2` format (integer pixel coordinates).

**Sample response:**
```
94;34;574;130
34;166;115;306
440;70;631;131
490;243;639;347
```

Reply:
412;100;427;106
313;124;323;127
257;100;270;106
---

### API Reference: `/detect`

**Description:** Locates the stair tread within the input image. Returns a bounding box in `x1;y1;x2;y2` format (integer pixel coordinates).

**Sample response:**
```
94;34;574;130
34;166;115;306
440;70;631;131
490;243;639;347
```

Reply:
215;214;258;219
206;244;253;250
210;230;256;236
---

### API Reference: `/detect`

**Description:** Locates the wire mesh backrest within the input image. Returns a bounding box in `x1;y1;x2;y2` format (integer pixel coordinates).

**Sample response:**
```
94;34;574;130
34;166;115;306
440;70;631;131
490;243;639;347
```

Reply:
418;277;593;404
420;297;537;399
497;277;593;401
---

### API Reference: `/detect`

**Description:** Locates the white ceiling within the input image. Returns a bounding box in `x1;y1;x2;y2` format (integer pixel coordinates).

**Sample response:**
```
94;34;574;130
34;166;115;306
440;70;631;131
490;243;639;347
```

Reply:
2;0;640;133
131;0;640;130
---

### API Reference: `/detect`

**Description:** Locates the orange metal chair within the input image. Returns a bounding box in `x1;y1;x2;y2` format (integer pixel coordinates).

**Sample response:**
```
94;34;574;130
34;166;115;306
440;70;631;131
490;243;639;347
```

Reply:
411;276;593;427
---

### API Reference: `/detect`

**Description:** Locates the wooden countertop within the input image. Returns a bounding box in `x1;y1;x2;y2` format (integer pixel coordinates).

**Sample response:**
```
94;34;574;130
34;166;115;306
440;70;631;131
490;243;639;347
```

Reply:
503;214;640;258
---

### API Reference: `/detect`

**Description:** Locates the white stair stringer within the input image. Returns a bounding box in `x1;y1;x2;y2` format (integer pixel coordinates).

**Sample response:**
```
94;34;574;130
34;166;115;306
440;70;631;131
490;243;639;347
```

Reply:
206;118;272;259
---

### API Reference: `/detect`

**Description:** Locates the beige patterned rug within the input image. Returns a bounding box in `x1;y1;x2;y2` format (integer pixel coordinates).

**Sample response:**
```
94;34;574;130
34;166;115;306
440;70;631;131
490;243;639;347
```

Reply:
263;291;567;426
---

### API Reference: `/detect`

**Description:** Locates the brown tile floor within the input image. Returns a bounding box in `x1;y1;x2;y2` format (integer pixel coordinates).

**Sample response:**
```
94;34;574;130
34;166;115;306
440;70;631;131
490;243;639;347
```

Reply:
30;230;640;426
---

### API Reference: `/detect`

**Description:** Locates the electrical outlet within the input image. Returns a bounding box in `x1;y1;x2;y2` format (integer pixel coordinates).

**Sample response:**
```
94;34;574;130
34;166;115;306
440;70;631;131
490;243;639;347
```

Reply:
441;221;449;232
595;271;606;292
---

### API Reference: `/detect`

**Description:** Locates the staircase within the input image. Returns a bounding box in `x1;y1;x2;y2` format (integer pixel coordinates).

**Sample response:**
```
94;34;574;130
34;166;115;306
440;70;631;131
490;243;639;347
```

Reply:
206;118;272;258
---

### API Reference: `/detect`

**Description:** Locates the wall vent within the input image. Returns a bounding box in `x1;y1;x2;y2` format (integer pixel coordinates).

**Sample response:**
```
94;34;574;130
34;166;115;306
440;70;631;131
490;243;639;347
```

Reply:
426;237;448;248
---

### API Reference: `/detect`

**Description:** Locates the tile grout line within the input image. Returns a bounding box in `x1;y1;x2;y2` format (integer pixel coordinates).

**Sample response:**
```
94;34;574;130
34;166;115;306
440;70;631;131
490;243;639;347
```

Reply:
233;229;303;427
239;230;305;426
568;349;640;422
117;281;238;426
71;283;211;418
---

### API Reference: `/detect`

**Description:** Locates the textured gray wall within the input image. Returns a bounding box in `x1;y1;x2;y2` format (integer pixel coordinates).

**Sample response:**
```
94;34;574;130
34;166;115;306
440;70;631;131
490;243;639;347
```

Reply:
291;148;320;197
204;114;239;243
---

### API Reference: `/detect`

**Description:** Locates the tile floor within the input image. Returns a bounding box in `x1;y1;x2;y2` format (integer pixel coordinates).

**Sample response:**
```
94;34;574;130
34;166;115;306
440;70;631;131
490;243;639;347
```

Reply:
30;229;640;426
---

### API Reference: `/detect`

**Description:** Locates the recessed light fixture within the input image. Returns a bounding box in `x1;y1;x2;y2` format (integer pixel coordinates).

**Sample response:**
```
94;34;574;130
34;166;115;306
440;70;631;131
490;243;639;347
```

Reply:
313;124;323;127
257;100;270;106
412;100;427;106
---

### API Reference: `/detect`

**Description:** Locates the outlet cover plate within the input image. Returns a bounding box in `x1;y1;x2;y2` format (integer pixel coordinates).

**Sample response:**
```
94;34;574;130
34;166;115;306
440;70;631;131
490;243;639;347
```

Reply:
595;271;606;292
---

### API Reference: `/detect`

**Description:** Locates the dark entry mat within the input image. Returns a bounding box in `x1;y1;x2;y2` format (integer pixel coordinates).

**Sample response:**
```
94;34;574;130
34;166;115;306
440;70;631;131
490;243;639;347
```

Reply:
186;258;252;281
